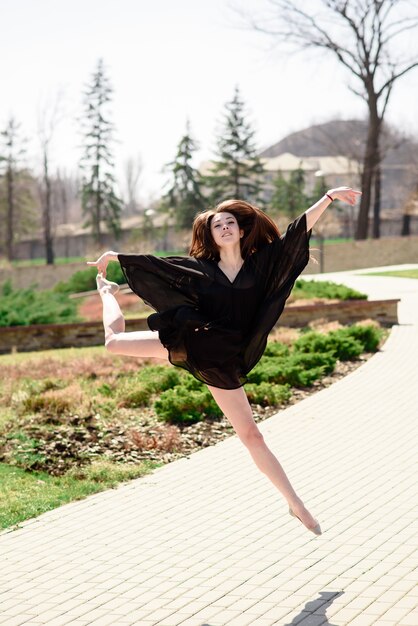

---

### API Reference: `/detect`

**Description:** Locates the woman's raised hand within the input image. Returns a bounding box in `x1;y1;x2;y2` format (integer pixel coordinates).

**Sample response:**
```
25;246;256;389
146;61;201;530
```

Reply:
86;251;117;277
328;187;362;205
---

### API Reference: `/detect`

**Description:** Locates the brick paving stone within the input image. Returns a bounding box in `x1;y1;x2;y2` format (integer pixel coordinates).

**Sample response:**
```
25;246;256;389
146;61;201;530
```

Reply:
1;266;417;626
398;610;418;626
345;616;379;626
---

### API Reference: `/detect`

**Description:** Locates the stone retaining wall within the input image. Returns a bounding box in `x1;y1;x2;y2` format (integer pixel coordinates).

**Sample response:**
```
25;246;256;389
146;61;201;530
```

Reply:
0;299;399;355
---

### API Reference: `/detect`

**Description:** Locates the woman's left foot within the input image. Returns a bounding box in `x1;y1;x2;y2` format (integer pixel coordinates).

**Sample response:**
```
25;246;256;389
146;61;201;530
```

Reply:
96;273;120;295
289;500;322;536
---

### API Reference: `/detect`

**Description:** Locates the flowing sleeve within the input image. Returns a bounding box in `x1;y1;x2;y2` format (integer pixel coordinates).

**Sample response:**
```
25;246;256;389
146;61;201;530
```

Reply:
117;253;207;313
278;211;312;280
252;212;312;294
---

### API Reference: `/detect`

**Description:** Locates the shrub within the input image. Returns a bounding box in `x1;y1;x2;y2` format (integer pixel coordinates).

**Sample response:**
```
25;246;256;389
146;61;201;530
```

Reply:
21;384;85;419
118;383;153;408
136;365;182;391
294;330;363;361
263;341;290;358
54;262;125;294
117;365;182;408
5;432;47;470
154;386;222;424
0;281;79;327
294;324;383;360
292;279;367;301
248;352;336;387
345;324;383;352
245;382;291;406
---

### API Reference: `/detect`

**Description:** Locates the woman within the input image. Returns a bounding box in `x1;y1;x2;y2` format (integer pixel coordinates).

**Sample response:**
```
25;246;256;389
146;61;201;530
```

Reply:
87;186;361;535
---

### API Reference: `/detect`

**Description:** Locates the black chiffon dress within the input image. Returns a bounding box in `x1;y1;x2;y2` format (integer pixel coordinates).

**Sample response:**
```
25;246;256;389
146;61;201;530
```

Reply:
118;212;312;390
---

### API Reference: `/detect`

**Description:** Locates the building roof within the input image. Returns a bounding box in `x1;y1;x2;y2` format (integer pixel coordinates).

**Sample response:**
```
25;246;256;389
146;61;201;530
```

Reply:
199;153;361;176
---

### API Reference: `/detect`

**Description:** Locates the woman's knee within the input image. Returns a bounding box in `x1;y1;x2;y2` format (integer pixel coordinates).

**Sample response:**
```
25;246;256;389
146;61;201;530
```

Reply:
105;335;120;353
240;425;265;449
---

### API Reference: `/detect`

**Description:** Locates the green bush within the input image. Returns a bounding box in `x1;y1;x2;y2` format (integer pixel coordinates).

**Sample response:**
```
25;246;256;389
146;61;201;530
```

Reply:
136;365;182;391
245;382;291;406
154;386;222;424
293;279;367;301
248;352;336;387
117;365;182;408
345;324;383;352
0;280;79;327
263;342;290;358
294;330;363;361
118;383;153;408
294;324;383;360
54;262;125;294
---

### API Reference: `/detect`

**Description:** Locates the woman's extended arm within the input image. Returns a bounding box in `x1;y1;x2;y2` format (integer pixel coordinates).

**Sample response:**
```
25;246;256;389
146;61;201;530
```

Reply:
86;250;119;277
305;186;362;231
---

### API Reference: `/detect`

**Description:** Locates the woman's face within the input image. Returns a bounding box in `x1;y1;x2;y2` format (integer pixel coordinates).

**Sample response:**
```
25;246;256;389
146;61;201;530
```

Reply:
210;211;243;250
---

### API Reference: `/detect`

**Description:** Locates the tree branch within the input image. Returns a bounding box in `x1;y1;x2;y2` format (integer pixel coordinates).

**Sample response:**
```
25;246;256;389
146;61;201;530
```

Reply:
377;60;418;98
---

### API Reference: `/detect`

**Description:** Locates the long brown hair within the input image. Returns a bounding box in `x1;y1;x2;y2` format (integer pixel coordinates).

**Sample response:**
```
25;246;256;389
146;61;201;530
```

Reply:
189;199;281;261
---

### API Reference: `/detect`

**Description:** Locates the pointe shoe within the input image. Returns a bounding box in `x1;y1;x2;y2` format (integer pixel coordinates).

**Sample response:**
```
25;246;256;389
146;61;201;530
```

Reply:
96;273;120;295
289;507;322;536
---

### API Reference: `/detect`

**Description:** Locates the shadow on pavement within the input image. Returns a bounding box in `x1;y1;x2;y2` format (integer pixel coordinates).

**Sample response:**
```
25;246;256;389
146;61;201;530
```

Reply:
199;590;344;626
285;590;345;624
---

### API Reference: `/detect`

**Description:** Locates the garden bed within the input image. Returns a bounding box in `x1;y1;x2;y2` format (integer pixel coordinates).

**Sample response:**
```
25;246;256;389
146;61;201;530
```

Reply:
0;320;388;529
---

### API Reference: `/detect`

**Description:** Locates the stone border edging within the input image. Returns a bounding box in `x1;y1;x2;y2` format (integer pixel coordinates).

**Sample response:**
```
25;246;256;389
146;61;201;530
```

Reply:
0;299;399;355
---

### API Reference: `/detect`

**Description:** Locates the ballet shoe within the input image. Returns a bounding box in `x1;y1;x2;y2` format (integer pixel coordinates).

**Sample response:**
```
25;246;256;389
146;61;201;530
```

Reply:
96;273;120;295
289;507;322;536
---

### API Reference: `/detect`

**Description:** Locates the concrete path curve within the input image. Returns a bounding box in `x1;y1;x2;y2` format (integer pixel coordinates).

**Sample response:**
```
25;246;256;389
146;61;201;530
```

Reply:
1;265;417;626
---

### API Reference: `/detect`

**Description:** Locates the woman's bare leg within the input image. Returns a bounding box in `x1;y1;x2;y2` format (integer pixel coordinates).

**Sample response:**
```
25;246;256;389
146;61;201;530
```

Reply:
99;286;169;360
207;384;319;532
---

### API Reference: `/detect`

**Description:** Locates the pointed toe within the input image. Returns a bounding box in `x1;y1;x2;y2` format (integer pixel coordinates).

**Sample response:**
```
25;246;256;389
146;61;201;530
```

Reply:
289;507;322;536
96;274;120;295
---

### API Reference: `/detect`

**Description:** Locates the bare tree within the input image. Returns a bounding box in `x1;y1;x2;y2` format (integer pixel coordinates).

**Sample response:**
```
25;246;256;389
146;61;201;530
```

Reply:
122;154;143;215
242;0;418;239
312;119;407;237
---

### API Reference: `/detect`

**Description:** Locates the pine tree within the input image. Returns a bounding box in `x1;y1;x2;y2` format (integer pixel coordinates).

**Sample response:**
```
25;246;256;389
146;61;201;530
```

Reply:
79;58;122;244
0;117;36;261
163;121;206;229
287;167;307;218
206;86;265;205
270;165;307;219
270;170;288;215
307;174;328;208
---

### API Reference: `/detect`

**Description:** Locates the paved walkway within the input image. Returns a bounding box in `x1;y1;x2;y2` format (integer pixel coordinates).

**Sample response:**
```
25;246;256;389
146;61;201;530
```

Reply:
1;265;417;626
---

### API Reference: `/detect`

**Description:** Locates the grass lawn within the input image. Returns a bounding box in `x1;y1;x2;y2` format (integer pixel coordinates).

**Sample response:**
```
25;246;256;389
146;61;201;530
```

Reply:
360;269;418;279
310;237;353;245
0;460;161;531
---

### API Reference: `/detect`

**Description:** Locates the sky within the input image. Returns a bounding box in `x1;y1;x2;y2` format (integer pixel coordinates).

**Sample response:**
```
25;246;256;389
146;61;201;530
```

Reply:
2;0;418;204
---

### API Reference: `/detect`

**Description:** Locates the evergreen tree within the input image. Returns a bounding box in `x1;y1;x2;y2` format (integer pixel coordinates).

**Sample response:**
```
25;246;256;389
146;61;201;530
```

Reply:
79;58;122;244
287;166;307;218
307;174;328;208
0;117;36;260
206;86;265;205
163;121;206;229
270;165;307;219
270;170;288;215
